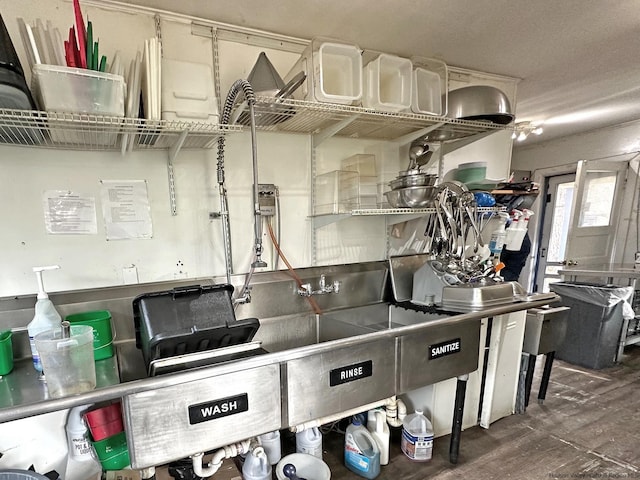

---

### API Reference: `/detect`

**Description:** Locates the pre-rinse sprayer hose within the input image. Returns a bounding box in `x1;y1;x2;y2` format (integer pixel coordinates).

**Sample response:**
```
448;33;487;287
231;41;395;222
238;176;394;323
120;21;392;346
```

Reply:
217;79;266;284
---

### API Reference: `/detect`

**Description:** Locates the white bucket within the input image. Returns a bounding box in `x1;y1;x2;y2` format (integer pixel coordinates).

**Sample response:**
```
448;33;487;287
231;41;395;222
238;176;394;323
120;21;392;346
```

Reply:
275;453;331;480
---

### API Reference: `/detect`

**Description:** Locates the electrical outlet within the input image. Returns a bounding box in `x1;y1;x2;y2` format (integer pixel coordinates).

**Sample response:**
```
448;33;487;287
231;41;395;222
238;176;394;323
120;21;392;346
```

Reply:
257;183;277;216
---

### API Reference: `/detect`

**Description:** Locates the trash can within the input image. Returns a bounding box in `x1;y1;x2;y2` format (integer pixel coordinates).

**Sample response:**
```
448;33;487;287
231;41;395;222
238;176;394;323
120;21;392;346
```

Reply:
549;282;635;369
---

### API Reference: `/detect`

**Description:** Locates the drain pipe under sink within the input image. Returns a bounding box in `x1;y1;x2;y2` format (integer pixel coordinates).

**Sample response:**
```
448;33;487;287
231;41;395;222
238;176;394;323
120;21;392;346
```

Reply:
191;438;252;477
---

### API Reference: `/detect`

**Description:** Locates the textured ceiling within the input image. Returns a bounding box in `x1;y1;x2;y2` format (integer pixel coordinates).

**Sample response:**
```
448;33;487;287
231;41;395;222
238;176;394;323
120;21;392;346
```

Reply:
122;0;640;146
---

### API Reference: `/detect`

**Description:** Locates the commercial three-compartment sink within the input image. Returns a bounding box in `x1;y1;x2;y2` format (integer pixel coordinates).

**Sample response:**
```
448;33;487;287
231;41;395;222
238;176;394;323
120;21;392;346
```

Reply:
0;261;559;472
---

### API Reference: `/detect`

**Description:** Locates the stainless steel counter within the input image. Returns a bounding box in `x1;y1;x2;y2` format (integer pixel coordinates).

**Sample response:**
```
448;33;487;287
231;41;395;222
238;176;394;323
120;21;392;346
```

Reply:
559;264;640;283
0;293;557;424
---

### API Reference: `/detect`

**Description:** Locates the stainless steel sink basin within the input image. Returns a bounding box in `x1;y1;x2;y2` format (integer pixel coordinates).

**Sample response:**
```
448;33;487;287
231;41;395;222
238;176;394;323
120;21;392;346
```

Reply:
441;281;526;312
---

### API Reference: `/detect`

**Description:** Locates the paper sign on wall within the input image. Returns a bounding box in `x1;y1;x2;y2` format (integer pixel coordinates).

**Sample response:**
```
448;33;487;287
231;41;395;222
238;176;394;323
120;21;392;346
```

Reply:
100;180;153;240
43;190;98;235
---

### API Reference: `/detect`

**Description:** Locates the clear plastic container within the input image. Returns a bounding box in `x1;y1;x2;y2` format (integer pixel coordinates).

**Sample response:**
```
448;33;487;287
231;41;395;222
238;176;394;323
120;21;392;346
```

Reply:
410;57;448;116
31;65;125;116
341;154;377;176
34;325;96;398
31;64;125;146
401;409;434;462
314;170;360;215
284;37;362;105
363;53;413;112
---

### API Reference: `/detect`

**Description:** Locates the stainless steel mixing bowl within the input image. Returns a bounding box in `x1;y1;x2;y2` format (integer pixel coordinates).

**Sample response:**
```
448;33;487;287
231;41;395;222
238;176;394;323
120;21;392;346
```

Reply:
389;173;437;190
384;186;437;208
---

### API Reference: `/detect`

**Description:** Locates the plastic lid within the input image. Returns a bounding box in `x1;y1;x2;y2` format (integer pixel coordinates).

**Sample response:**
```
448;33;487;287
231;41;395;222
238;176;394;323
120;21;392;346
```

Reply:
415;409;423;415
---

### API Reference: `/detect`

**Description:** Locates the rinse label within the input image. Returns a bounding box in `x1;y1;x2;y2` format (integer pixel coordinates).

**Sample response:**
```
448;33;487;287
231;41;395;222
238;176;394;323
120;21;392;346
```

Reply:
429;338;461;359
188;393;249;424
330;360;373;386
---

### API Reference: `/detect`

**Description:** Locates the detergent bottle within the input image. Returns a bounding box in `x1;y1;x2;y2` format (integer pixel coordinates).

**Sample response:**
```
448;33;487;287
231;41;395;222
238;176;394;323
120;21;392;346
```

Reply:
345;415;380;479
488;212;510;258
27;265;62;372
242;445;271;480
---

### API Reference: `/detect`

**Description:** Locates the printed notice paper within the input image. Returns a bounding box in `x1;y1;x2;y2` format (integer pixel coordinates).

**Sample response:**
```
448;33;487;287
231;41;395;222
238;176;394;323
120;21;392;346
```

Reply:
43;190;97;234
100;180;153;240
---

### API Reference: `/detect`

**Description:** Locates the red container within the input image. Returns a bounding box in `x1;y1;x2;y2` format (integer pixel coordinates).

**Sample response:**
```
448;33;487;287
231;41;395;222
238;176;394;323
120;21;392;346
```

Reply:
84;402;124;441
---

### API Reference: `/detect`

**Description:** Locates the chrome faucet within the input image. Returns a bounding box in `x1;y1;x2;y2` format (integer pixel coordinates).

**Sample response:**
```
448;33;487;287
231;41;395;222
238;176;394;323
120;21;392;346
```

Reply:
298;274;341;297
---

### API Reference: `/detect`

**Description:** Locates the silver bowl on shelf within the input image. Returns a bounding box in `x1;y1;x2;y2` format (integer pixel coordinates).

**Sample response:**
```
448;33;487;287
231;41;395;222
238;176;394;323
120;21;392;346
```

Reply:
389;172;437;190
384;186;437;208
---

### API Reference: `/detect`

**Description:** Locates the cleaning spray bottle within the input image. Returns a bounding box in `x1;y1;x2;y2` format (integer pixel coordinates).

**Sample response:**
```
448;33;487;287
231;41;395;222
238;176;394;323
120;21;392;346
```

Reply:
28;265;62;372
505;210;526;251
488;212;510;259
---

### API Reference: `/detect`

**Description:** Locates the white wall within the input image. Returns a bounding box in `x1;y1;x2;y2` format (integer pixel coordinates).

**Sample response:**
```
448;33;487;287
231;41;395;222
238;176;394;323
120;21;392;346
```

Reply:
0;0;518;298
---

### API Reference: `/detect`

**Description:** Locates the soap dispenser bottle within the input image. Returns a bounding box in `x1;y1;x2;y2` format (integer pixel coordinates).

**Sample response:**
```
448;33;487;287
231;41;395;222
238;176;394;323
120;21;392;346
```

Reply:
27;265;62;372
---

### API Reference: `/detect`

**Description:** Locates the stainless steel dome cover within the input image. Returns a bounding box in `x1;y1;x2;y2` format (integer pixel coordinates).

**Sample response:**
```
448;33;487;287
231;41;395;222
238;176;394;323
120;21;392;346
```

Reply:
447;85;514;125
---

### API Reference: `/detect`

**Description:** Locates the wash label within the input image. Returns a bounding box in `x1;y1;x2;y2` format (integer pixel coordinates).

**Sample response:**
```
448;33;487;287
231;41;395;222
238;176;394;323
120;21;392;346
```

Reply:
188;393;248;424
330;360;373;386
428;338;461;359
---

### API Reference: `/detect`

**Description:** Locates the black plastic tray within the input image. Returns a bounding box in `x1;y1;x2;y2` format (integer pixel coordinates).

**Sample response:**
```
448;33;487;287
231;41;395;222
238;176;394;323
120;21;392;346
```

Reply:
133;284;260;369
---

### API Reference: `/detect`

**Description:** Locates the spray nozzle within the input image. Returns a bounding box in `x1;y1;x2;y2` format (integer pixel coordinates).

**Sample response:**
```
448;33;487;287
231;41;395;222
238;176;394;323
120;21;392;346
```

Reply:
33;265;60;299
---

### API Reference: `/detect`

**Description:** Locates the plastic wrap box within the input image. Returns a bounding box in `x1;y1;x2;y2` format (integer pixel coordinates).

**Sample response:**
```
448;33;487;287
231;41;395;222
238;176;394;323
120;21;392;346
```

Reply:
362;53;413;112
133;284;259;370
284;37;362;105
31;64;125;146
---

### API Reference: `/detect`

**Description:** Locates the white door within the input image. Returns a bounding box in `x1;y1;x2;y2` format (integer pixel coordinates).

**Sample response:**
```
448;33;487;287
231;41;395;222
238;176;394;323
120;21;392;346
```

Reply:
535;174;575;292
564;159;628;267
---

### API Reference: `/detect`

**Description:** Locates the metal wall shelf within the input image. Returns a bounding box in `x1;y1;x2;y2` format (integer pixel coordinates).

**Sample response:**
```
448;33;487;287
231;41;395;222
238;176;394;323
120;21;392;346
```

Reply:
0;108;242;151
312;206;505;228
0;97;510;152
235;95;511;142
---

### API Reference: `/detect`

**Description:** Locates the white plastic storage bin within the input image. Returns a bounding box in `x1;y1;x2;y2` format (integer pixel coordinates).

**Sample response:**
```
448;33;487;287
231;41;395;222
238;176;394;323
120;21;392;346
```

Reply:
31;64;125;146
410;57;448;116
314;170;360;215
161;58;219;123
362;53;413;112
284;37;362;105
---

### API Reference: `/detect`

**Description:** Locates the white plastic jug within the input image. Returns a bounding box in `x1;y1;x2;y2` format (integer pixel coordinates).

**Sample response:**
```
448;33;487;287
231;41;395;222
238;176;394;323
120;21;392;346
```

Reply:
259;430;282;465
296;426;323;459
401;409;434;462
366;409;390;466
242;446;271;480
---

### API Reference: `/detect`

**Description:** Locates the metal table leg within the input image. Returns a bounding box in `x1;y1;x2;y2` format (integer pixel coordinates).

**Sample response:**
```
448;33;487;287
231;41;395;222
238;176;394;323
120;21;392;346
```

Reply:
538;351;555;404
449;374;468;465
524;353;537;407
